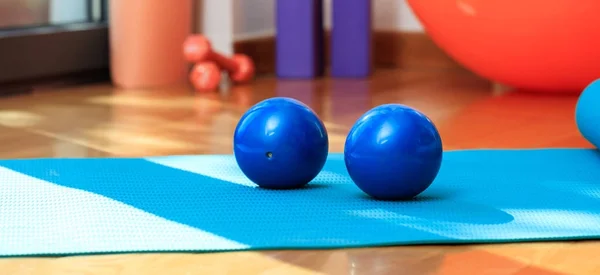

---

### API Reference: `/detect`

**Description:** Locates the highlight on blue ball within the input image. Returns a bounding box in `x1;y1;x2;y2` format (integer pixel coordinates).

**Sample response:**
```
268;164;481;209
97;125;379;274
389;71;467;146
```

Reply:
233;97;329;189
344;104;443;200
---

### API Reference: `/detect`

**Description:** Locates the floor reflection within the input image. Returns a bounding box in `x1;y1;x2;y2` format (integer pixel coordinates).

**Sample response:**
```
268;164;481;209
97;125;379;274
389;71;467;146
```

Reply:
327;79;372;125
275;79;324;115
437;91;590;149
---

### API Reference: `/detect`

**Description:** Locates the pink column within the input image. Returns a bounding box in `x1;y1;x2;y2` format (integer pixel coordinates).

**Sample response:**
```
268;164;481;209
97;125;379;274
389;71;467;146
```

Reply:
109;0;192;89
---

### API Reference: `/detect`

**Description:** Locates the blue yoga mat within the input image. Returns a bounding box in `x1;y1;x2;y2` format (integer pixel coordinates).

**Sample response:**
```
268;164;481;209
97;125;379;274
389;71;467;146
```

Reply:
1;80;600;257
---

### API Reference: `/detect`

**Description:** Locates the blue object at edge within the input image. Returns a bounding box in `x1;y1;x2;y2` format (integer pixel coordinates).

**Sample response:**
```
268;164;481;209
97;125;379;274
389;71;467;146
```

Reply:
576;78;600;149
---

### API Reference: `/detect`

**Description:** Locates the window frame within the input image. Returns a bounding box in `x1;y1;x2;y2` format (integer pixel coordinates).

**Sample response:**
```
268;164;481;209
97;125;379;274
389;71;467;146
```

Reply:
0;0;109;87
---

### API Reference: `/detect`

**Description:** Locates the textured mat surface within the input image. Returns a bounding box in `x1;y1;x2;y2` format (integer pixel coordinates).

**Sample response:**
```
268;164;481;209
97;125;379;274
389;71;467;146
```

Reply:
2;149;600;257
1;80;599;257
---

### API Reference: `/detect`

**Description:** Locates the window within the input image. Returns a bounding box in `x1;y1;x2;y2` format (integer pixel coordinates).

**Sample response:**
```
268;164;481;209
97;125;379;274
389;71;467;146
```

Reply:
0;0;109;90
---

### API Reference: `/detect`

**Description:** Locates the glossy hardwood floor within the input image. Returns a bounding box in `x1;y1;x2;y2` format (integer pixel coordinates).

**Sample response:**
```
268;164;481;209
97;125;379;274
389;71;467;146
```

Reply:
0;68;595;275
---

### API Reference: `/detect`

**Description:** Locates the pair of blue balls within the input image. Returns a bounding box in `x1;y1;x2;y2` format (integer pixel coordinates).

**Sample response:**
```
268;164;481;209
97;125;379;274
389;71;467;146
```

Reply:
233;97;443;200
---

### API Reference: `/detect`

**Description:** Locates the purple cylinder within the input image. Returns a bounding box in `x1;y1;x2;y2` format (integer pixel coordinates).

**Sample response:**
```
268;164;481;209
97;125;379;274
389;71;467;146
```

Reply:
331;0;372;78
276;0;324;79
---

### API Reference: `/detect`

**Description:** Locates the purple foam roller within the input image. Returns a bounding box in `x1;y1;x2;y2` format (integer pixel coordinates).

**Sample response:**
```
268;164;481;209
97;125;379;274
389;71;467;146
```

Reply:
331;0;372;78
276;0;324;78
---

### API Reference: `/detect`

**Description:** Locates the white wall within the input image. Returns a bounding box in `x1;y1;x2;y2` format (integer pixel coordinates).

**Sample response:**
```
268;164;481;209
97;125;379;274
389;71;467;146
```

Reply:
370;0;423;32
232;0;276;40
197;0;235;55
232;0;423;41
196;0;423;52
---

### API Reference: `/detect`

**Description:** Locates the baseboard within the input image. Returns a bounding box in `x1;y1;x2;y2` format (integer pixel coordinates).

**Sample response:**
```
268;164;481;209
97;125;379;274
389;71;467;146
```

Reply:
233;30;472;76
0;68;110;97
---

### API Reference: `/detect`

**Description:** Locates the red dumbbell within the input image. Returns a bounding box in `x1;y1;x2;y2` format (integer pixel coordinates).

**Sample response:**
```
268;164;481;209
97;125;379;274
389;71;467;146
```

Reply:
189;61;222;92
183;35;255;84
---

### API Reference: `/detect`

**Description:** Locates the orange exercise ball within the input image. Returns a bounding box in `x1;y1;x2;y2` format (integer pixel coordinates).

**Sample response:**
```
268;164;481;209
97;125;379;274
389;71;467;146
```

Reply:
406;0;600;93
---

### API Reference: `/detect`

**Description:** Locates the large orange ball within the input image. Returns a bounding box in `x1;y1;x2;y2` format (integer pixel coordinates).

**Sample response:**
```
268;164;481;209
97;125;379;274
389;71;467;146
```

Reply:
406;0;600;93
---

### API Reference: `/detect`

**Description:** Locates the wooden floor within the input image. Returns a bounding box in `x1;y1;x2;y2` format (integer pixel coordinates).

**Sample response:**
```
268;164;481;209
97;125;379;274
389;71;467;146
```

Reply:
0;68;595;274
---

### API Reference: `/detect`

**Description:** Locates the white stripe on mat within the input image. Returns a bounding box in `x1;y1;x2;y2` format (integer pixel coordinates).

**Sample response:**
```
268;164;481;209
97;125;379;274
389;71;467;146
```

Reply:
146;155;258;187
145;154;353;187
0;166;248;256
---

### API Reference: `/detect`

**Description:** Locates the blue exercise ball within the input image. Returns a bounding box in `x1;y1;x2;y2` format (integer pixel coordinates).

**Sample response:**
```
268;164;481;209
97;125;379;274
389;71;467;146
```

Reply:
344;104;443;200
233;97;329;189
